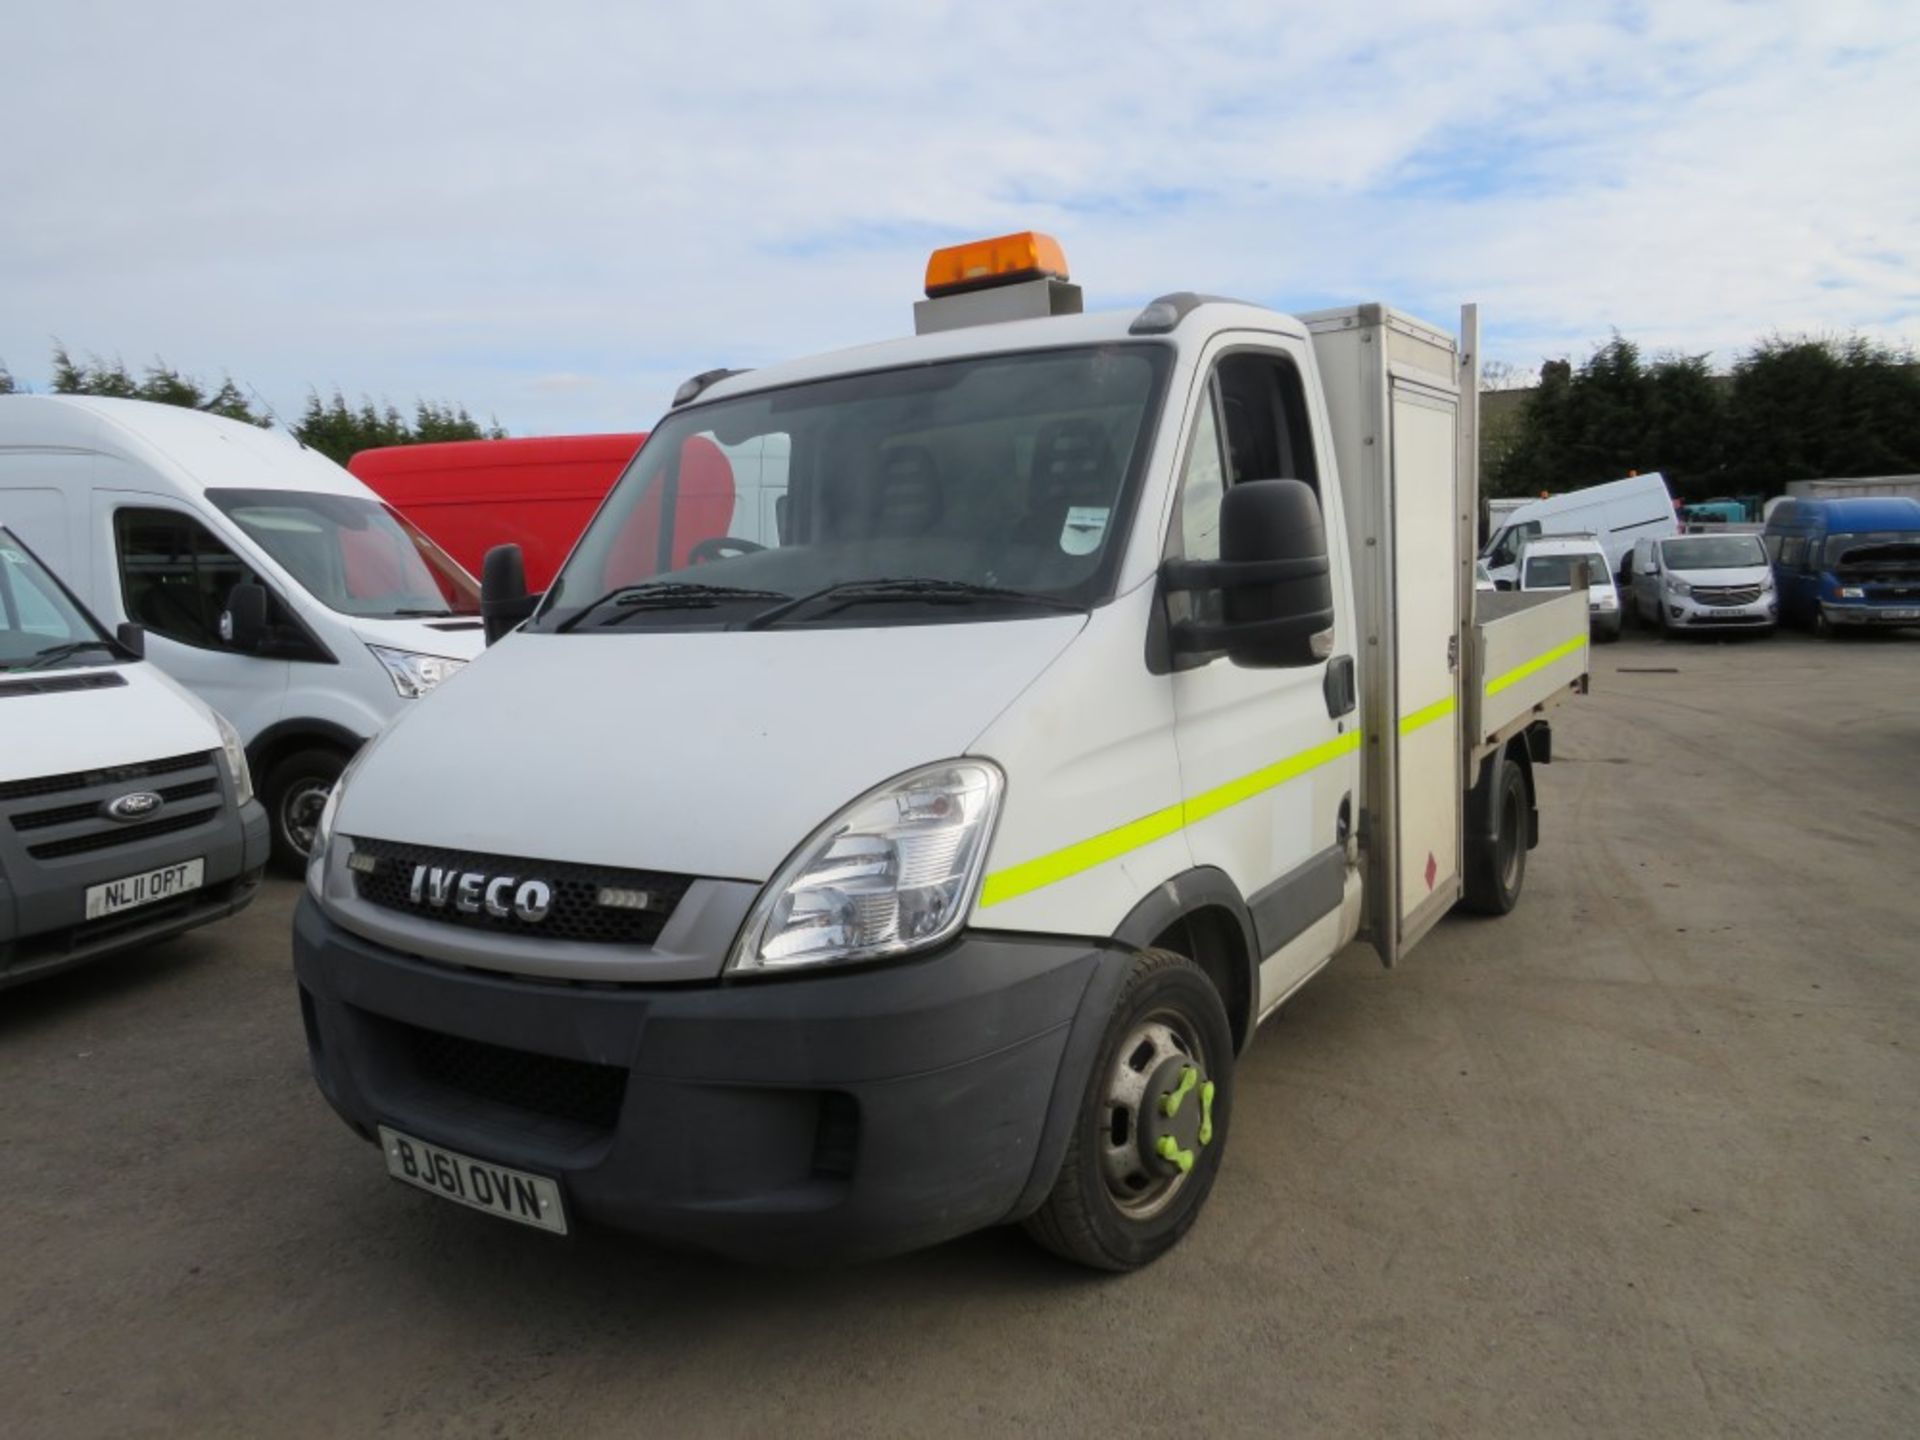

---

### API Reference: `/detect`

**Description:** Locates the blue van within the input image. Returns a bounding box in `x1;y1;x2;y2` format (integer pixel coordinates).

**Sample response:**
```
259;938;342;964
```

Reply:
1763;496;1920;634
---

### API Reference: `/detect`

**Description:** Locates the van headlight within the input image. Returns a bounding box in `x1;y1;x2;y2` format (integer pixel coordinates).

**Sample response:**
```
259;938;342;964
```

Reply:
306;747;368;899
1664;576;1693;597
728;760;1004;973
368;645;467;700
214;711;254;807
1837;586;1865;599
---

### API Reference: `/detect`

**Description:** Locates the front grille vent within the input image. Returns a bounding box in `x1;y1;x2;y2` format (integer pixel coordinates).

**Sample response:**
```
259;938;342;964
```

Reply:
0;751;210;804
0;671;129;699
345;837;693;946
399;1022;629;1132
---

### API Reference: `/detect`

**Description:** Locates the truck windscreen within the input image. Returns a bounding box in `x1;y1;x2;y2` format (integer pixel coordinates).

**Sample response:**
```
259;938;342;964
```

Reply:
535;344;1171;632
208;490;481;618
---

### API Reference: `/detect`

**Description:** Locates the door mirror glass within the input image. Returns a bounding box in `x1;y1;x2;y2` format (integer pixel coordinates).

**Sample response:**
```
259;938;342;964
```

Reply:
221;582;269;651
1163;478;1334;668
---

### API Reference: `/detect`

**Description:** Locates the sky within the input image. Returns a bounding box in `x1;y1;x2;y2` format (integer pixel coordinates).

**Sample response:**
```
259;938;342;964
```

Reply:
3;1;1916;436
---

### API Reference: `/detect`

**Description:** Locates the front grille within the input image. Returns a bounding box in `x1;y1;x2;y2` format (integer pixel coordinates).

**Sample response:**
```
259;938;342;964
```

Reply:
346;837;692;946
399;1021;629;1132
11;778;221;833
1693;584;1764;607
0;750;210;804
25;805;222;860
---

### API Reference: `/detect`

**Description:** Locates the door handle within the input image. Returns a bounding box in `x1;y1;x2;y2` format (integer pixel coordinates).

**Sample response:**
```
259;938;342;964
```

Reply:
1446;635;1459;674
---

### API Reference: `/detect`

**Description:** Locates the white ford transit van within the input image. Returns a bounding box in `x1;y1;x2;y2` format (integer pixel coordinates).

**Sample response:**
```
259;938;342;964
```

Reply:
2;524;268;988
294;235;1587;1269
0;397;486;870
1482;471;1677;587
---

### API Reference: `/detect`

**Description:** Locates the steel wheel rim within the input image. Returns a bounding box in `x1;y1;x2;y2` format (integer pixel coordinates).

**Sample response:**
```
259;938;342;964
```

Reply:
280;780;332;856
1099;1008;1207;1220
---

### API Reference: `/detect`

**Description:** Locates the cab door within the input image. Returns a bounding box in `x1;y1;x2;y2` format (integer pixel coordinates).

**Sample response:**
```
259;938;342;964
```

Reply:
1165;339;1360;1012
92;489;290;741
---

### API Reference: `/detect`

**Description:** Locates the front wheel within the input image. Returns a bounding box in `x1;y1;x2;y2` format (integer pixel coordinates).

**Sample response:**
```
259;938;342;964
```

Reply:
1023;949;1234;1271
262;747;347;876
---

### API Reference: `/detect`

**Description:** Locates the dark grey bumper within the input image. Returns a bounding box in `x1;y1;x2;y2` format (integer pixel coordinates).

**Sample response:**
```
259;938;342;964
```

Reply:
0;799;270;989
293;896;1132;1261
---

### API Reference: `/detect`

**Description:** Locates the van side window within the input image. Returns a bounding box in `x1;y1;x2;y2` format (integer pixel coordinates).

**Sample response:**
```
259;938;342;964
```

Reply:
114;508;263;651
1215;353;1319;492
1779;536;1808;570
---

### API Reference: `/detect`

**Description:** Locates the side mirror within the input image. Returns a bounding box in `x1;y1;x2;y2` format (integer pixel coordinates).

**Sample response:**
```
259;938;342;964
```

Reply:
1162;479;1335;668
1494;579;1514;592
481;544;538;645
221;582;269;652
115;622;146;659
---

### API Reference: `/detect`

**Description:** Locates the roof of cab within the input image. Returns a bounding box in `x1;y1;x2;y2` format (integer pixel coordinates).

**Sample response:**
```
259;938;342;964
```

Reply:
0;393;372;498
1765;495;1920;531
692;300;1304;408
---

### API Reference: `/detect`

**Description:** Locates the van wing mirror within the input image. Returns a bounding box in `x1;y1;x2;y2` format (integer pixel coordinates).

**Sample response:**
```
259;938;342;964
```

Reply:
481;544;539;645
221;582;269;652
1162;479;1335;669
115;622;146;660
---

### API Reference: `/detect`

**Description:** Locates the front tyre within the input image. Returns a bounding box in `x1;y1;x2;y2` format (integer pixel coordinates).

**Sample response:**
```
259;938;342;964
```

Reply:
263;747;347;876
1023;948;1233;1271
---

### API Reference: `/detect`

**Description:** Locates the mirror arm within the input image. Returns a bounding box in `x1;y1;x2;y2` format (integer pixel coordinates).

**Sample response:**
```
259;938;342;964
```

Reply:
1172;608;1335;658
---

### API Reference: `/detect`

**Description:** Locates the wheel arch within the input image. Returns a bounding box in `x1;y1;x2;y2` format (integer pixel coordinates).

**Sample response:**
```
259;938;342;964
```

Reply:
246;718;365;781
1111;867;1258;1056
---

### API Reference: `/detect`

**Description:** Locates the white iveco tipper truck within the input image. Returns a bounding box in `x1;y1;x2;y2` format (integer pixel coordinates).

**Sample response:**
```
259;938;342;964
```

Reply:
295;233;1588;1269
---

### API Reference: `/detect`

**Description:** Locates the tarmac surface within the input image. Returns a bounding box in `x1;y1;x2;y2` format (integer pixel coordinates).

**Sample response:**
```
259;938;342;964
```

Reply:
3;626;1915;1438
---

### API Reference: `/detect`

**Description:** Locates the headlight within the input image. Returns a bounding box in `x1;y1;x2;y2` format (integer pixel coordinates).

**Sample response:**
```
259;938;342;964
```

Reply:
213;711;253;807
1664;576;1693;596
368;645;467;700
1595;591;1618;609
728;760;1005;974
1837;586;1865;599
305;746;368;899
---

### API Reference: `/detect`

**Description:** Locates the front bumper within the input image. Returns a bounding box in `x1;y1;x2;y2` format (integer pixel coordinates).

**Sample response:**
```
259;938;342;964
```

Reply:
293;897;1129;1261
1665;595;1778;629
0;800;270;989
1821;601;1920;629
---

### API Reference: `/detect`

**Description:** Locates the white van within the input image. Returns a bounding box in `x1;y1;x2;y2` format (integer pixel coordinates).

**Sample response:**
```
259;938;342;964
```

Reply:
293;236;1588;1269
1517;533;1621;641
1482;472;1677;587
2;523;269;987
0;397;486;870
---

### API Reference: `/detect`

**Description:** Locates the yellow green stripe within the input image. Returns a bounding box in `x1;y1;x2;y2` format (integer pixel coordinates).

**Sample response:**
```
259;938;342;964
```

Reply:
979;729;1362;909
1397;694;1456;736
1484;633;1586;697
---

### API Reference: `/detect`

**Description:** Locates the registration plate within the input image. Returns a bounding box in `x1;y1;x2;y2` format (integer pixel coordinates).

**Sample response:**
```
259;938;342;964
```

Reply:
378;1126;568;1235
1881;607;1920;620
84;858;204;920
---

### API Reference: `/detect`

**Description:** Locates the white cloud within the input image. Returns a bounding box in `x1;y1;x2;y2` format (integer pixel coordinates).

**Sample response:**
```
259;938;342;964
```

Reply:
2;0;1915;430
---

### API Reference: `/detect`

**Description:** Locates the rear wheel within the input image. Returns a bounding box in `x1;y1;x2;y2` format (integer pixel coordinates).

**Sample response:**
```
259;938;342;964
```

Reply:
262;747;347;876
1462;754;1528;916
1023;949;1233;1271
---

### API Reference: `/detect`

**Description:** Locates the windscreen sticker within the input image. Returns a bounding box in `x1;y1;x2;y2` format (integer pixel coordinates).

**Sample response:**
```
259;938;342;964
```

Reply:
1060;505;1110;556
0;548;25;564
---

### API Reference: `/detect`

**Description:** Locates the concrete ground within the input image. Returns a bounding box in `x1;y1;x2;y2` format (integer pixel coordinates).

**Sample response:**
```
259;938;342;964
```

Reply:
2;627;1915;1438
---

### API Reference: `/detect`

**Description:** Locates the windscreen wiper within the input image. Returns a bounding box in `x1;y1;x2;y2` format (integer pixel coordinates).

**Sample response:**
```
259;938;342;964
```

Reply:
555;581;792;633
743;577;1087;631
13;639;119;672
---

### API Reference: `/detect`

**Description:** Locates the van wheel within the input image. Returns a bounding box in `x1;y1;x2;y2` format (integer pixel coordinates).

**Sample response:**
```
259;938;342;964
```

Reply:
1462;755;1527;916
1023;949;1233;1271
263;748;346;876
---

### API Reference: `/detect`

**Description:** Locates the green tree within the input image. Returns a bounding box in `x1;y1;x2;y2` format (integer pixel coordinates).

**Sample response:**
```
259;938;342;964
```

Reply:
292;390;506;464
1487;337;1725;500
49;345;271;426
0;360;14;395
1723;336;1920;490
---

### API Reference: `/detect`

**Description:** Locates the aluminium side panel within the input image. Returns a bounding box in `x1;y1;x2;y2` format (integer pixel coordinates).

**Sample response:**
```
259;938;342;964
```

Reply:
1305;306;1398;964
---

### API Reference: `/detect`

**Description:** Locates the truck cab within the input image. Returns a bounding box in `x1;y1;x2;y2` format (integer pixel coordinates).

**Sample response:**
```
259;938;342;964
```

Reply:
293;235;1587;1268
